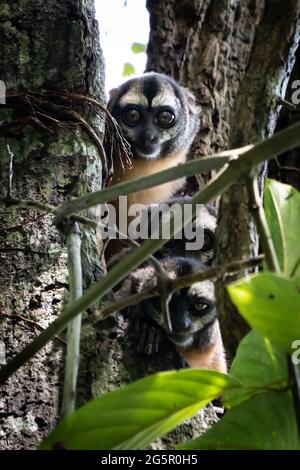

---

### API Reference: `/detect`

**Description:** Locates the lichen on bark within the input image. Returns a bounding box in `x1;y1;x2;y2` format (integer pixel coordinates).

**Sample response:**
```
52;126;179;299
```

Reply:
0;0;105;449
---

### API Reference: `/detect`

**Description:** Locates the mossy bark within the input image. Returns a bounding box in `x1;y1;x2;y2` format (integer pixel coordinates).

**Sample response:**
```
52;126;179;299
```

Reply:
0;0;105;449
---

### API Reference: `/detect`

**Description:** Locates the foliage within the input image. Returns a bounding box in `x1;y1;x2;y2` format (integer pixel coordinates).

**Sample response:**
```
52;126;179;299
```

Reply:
123;62;135;77
39;173;300;449
131;42;147;54
41;370;235;450
122;43;146;77
1;122;300;449
180;391;299;450
264;179;300;276
228;273;300;350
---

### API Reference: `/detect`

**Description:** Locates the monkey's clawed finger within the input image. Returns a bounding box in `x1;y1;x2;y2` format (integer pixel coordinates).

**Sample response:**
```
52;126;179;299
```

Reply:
136;318;162;356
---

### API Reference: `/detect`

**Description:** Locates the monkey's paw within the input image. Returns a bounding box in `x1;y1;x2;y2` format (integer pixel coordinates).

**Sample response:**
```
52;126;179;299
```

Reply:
135;315;163;356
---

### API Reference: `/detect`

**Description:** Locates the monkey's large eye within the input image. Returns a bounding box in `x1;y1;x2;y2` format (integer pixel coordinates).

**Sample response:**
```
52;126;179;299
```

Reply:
122;107;141;126
156;109;176;128
194;302;209;312
192;298;212;316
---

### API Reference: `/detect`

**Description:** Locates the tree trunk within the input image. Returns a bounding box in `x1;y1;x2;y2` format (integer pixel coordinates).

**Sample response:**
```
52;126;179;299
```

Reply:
0;0;105;449
146;0;300;356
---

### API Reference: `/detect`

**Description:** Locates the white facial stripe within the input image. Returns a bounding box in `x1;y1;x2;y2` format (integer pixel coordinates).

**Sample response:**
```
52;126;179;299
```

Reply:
119;90;148;107
120;80;181;109
189;281;215;302
152;84;181;110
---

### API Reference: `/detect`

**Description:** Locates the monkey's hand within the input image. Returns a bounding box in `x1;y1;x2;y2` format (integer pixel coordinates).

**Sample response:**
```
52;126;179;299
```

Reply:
133;301;190;370
134;302;165;356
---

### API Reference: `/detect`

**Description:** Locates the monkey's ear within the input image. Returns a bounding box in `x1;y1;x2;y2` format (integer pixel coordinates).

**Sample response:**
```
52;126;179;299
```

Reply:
184;88;201;115
107;87;119;110
109;88;119;100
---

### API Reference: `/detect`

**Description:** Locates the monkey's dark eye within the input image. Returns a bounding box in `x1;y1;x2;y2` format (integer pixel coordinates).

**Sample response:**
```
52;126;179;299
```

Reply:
191;298;212;316
122;107;141;126
156;110;176;128
194;302;209;312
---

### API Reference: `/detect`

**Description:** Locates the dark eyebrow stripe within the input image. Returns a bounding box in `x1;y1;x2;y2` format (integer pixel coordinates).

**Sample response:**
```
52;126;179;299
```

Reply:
143;75;159;107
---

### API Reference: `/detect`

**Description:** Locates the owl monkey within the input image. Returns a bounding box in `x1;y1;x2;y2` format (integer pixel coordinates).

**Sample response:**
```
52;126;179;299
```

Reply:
115;257;227;373
106;72;200;207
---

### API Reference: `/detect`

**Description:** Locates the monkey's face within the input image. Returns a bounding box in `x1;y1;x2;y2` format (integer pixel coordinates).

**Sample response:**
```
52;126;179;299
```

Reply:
143;279;217;349
108;73;200;160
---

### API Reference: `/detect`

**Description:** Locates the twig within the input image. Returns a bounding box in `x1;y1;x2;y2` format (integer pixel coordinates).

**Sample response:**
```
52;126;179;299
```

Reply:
2;91;133;179
3;194;171;297
0;213;47;234
4;197;98;229
111;225;170;278
275;156;300;174
6;144;14;198
278;97;298;111
53;120;300;224
90;256;264;325
91;288;157;324
61;222;83;420
0;310;67;348
103;221;173;328
247;176;280;273
159;291;173;333
291;257;300;278
53;150;241;226
172;255;264;290
1;121;300;384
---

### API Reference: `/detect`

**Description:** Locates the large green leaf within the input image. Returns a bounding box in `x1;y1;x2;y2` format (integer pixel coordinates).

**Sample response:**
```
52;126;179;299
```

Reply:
264;179;300;276
180;391;300;450
225;330;288;408
40;369;234;450
228;273;300;350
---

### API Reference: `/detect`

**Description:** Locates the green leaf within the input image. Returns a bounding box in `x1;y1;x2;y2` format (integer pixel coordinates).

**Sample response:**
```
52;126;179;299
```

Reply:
123;63;135;77
180;391;300;450
228;273;300;350
265;179;300;276
225;330;288;408
131;42;147;54
40;369;234;450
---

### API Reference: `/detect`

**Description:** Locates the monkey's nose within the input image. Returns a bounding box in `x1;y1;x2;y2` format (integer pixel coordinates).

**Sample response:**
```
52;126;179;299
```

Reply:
171;313;193;333
144;130;159;146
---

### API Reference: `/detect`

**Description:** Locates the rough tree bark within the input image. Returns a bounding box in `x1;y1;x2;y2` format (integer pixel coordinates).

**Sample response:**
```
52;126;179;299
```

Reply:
146;0;300;356
0;0;105;449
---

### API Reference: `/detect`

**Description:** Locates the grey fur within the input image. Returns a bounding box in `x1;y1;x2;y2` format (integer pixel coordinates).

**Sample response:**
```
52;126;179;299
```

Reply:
107;197;217;270
114;257;218;350
108;72;200;160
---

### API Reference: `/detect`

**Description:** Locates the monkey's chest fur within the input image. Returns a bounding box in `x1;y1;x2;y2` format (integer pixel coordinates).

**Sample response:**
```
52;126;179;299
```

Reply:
110;149;187;208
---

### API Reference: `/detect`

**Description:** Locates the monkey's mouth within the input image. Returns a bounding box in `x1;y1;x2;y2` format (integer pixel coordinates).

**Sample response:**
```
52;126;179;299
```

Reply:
135;145;161;160
168;332;193;347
